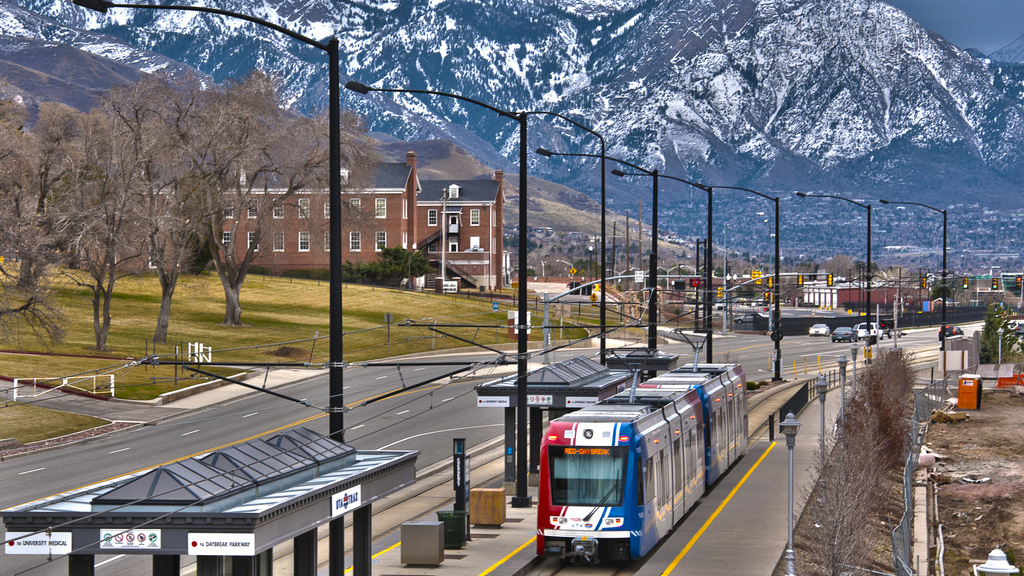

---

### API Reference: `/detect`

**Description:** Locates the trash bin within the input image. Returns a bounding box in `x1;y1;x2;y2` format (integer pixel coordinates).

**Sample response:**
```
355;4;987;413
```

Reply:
957;374;982;410
436;510;468;549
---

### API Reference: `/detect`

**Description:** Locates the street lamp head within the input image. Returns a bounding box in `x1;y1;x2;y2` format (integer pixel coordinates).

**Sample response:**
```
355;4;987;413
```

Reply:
837;354;848;369
794;192;808;198
344;80;372;94
850;343;859;360
976;547;1020;575
879;199;891;204
72;0;111;12
780;412;801;443
535;147;555;158
815;375;828;401
610;168;626;177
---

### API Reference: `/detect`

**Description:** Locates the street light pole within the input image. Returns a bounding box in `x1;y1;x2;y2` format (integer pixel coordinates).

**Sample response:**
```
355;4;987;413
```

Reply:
780;413;802;576
716;187;783;381
347;81;533;507
879;199;948;350
72;1;350;573
796;192;872;321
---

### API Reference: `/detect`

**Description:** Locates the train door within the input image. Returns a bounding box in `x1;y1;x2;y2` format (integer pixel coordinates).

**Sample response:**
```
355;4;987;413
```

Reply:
671;436;685;524
655;449;672;538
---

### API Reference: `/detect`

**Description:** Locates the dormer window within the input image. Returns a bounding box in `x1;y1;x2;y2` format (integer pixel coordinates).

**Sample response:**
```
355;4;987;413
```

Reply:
447;184;460;199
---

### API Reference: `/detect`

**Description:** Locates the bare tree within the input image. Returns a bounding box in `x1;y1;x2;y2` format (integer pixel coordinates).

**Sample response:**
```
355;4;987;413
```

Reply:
52;105;148;351
0;82;65;344
823;254;854;278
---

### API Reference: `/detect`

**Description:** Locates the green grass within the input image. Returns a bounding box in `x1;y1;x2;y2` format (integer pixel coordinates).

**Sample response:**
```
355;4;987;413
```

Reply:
0;402;109;444
2;272;586;401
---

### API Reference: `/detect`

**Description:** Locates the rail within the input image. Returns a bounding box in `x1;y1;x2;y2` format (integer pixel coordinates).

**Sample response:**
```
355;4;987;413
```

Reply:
13;375;116;400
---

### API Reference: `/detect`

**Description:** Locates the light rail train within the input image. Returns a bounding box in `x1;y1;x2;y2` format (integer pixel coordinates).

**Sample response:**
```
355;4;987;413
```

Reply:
537;363;748;563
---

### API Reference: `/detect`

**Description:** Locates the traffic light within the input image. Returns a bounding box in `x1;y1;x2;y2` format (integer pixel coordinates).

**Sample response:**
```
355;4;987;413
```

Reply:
763;291;771;304
1017;276;1022;288
827;273;834;287
716;286;724;298
797;274;804;286
992;278;1000;290
962;278;969;290
919;277;927;289
767;276;774;288
753;270;762;285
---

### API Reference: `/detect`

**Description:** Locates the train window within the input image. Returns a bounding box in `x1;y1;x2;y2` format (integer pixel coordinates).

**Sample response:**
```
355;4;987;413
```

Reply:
636;456;644;507
659;452;669;506
673;439;682;490
645;457;655;506
547;446;629;507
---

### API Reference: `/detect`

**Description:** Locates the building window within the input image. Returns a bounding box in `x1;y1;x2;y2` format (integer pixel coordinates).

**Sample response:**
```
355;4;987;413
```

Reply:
298;231;310;252
470;209;480;226
324;201;330;218
427;244;438;254
428;209;438;226
223;205;234;219
247;203;258;219
470;236;481;250
222;231;232;246
273;232;285;252
375;198;386;218
449;240;458;253
248;231;258;250
375;231;386;251
350;198;361;209
350;231;361;252
297;198;310;219
324;231;330;251
272;204;284;219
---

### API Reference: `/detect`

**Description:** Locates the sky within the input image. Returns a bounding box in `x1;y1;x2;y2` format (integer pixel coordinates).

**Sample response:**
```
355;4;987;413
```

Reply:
884;0;1024;55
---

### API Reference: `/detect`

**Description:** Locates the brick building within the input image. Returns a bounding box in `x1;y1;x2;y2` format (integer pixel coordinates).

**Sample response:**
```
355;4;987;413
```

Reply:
227;152;504;289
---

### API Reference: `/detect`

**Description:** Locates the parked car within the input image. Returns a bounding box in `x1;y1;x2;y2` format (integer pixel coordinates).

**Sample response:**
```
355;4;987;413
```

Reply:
809;323;831;337
1011;319;1024;336
735;312;768;324
939;325;964;341
831;327;855;342
853;322;883;343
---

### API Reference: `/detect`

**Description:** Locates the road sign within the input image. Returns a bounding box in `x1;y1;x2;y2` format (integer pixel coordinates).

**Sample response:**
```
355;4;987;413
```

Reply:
590;292;598;302
570;267;577;276
634;271;644;283
492;302;499;311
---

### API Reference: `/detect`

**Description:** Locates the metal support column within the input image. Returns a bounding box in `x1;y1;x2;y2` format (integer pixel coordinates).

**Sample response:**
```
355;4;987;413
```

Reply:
197;556;223;576
69;555;95;576
295;528;317;576
353;504;372;575
153;555;181;576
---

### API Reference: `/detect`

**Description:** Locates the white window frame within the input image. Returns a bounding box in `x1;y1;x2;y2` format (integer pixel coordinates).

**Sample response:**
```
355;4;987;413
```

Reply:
350;198;361;209
324;201;330;218
247;203;258;219
298;231;310;252
470;209;480;226
273;231;285;252
248;231;258;250
375;231;386;251
428;209;438;226
324;231;330;251
349;231;361;252
297;198;310;219
222;230;232;246
272;204;284;219
375;198;386;218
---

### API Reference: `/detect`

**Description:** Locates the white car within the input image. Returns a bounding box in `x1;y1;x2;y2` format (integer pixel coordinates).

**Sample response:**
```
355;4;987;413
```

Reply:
809;323;831;337
853;322;883;342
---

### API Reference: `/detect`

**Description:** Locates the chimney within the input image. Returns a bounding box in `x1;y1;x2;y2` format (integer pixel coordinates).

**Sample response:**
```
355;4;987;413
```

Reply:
406;151;417;168
493;170;503;185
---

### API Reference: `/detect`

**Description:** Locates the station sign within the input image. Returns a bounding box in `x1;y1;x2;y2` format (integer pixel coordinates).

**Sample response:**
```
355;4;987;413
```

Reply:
187;533;255;556
5;532;72;555
332;485;362;517
477;396;511;407
101;529;161;550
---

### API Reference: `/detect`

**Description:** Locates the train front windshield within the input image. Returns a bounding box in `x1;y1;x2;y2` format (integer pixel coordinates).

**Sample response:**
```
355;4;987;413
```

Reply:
548;446;629;507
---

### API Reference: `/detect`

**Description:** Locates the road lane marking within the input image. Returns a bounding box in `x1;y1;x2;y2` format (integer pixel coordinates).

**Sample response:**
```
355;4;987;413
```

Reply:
18;468;44;475
181;429;200;436
376;375;388;380
377;424;503;450
479;536;537;576
344;542;400;574
660;441;777;575
243;412;258;418
94;554;126;567
414;368;426;371
108;448;131;454
351;425;365;430
396;410;410;416
443;397;454;402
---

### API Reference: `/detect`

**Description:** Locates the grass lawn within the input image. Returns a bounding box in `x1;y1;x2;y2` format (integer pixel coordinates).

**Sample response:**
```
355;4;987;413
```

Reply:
0;402;109;444
1;272;587;401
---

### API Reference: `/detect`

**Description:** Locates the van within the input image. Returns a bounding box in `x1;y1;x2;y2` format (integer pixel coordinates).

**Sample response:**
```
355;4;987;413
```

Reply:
852;322;883;344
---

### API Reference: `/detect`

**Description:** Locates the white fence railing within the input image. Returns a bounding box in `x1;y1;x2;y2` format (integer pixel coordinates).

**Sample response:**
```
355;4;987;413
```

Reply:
13;375;116;400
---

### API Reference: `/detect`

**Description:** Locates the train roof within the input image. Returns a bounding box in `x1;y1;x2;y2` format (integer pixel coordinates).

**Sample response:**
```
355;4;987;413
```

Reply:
552;388;697;424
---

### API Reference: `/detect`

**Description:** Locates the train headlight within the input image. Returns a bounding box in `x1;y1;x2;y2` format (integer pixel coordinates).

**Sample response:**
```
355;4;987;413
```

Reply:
601;517;623;528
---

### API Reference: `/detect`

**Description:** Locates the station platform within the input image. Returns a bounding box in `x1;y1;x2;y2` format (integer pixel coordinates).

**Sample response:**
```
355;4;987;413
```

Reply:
329;375;842;576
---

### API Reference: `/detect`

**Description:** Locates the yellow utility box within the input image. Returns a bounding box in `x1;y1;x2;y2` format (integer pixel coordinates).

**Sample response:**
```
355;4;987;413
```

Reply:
469;488;506;526
957;374;982;410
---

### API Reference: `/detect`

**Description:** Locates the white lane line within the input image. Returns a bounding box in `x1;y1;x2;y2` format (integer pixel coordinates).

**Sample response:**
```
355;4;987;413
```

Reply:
443;398;454;402
414;368;426;371
242;412;258;418
18;468;44;475
351;424;365;430
376;375;388;380
396;410;410;416
377;424;504;450
181;429;200;436
109;447;131;454
94;555;126;568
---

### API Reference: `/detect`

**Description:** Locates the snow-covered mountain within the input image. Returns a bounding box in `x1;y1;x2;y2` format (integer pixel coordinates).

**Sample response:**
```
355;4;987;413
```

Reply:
991;33;1024;64
5;0;1024;220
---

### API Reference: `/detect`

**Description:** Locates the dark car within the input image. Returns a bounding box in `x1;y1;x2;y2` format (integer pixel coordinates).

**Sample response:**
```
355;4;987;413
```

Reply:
831;326;855;342
939;325;964;341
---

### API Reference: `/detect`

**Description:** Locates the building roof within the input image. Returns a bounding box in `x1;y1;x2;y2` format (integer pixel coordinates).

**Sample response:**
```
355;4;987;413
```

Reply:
419;178;500;204
372;162;413;190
